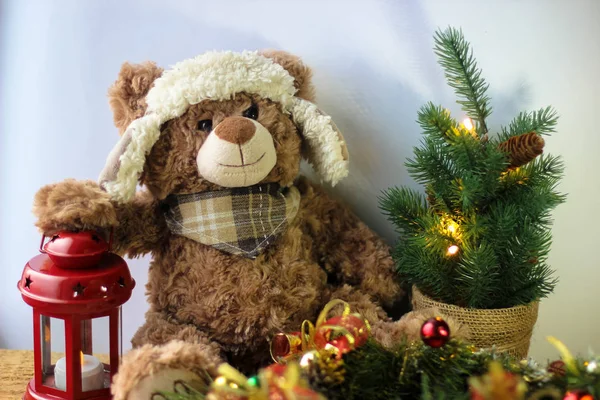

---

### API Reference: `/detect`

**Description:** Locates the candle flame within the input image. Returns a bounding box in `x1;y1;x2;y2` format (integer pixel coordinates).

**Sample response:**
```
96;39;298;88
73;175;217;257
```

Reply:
80;351;85;365
44;325;51;342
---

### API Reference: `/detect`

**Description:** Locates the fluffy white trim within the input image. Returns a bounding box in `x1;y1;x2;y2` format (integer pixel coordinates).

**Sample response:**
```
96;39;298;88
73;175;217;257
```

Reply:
146;51;297;117
104;51;296;202
291;98;349;186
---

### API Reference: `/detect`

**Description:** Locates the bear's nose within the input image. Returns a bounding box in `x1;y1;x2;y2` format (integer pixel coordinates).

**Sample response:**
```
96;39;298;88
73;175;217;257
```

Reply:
214;116;256;145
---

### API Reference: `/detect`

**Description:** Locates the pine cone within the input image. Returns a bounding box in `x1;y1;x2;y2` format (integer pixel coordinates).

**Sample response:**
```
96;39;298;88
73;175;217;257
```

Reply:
498;132;545;168
304;351;345;393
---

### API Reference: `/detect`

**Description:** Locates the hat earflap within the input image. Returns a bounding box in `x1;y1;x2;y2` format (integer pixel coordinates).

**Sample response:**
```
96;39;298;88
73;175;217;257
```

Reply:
291;98;349;186
98;114;162;203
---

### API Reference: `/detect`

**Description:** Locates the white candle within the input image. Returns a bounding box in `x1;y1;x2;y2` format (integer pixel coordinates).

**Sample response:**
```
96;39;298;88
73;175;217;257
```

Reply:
55;353;105;392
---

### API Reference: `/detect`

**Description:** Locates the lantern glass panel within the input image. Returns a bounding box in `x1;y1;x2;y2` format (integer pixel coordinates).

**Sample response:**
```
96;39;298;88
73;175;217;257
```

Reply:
80;316;111;391
39;314;66;390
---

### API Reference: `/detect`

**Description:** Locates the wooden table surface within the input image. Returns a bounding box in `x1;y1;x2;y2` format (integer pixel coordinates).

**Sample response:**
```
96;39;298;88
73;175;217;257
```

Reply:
0;349;109;400
0;349;36;400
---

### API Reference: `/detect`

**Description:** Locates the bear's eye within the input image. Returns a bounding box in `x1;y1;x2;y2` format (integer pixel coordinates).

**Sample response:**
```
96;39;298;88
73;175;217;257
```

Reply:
242;103;259;120
197;119;213;132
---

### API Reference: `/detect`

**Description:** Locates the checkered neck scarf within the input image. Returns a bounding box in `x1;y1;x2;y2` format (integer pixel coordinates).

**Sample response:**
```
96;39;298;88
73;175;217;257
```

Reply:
163;183;301;258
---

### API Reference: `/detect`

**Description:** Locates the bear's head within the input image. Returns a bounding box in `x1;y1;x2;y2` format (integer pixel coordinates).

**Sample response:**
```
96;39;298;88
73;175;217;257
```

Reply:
99;50;349;202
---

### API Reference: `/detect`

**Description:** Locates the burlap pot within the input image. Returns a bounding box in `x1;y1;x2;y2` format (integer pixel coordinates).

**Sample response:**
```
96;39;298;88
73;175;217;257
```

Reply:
412;286;539;359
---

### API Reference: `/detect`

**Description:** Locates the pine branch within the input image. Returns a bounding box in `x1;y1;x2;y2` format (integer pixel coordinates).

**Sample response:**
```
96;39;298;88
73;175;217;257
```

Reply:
380;27;565;309
434;27;491;135
455;242;500;308
496;224;557;306
499;106;558;141
379;187;428;234
406;136;462;212
417;102;459;140
394;237;458;304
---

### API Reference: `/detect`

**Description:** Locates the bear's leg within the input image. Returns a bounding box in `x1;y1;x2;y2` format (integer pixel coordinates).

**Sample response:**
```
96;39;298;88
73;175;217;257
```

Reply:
327;284;389;323
327;286;470;349
112;311;224;400
371;308;471;350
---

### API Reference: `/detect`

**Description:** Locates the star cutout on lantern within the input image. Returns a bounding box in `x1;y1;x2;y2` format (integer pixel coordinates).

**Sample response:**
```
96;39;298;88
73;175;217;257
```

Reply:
24;276;33;289
117;277;126;288
73;282;86;298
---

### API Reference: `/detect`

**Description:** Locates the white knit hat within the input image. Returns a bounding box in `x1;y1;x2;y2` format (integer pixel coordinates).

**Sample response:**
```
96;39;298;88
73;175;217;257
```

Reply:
99;50;349;203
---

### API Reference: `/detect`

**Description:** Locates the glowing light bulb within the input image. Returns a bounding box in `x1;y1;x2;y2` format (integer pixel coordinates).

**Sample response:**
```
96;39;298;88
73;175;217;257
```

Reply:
446;245;459;256
214;376;227;386
463;118;474;131
300;351;316;367
447;223;457;234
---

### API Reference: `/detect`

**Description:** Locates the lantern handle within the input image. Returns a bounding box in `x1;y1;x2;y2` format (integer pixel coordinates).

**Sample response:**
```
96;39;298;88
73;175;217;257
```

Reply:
39;234;48;254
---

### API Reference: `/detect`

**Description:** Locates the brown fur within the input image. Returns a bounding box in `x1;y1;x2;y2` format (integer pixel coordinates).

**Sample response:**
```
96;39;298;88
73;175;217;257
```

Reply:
372;308;471;349
112;340;220;400
32;50;423;398
33;179;118;233
108;61;163;134
259;49;316;102
141;93;303;200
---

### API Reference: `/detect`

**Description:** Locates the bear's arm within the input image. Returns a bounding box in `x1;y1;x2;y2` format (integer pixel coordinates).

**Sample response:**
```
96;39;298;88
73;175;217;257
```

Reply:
111;189;169;258
296;177;404;310
34;179;168;258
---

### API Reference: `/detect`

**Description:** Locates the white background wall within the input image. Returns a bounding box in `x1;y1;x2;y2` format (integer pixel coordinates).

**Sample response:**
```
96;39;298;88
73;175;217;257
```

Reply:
1;0;598;362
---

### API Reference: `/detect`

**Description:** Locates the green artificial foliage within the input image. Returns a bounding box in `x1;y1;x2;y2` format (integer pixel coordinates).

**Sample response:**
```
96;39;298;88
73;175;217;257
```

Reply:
380;27;566;309
321;339;405;400
310;339;597;400
159;338;600;399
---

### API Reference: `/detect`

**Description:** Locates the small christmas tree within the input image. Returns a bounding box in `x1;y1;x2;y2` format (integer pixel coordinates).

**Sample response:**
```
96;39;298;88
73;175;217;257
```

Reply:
379;27;565;309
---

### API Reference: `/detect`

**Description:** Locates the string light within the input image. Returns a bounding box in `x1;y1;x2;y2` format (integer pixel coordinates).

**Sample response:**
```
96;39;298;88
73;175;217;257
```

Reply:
463;118;474;131
447;222;458;234
299;351;316;367
446;245;459;256
214;376;227;386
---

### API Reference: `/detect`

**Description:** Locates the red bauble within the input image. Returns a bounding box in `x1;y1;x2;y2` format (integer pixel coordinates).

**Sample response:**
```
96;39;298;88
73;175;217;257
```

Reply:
564;390;595;400
264;362;287;376
313;314;369;355
420;317;450;348
270;332;302;360
264;364;321;400
324;315;369;347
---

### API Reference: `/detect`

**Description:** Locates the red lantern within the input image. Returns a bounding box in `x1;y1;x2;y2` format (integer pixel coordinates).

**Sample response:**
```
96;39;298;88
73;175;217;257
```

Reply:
18;231;135;400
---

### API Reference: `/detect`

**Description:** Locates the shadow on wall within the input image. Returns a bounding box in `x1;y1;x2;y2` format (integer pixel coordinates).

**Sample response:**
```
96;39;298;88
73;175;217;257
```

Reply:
308;21;534;247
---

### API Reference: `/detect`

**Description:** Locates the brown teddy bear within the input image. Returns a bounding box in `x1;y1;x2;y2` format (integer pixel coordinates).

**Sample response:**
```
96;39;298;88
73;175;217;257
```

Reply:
33;50;464;399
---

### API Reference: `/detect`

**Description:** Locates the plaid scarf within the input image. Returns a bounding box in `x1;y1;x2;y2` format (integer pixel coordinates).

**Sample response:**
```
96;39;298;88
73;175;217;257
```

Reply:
164;184;301;258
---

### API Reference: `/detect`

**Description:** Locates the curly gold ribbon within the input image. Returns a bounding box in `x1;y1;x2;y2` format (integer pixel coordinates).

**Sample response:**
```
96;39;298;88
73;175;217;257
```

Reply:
271;299;371;363
547;336;578;375
211;362;321;400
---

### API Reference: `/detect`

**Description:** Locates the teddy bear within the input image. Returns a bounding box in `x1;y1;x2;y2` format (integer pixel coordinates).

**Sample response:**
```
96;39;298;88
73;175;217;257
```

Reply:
33;50;465;399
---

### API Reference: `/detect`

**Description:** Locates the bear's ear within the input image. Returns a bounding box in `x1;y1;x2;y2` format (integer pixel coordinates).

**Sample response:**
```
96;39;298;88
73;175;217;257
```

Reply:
108;61;163;135
259;50;315;102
